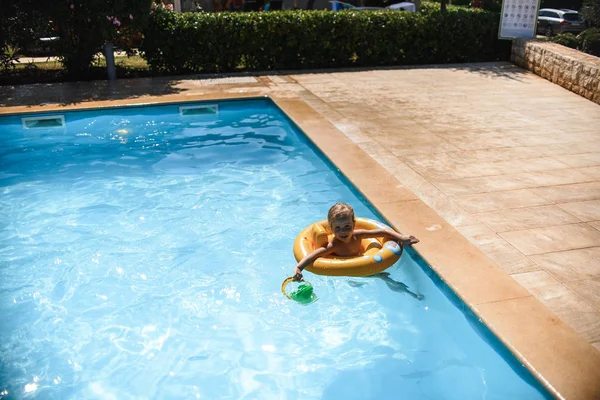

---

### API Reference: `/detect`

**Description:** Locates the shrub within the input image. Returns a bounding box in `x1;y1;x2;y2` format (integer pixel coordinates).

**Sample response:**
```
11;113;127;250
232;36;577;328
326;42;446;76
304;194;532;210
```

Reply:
0;45;20;74
35;0;153;78
548;28;600;57
581;0;600;28
141;7;507;74
578;28;600;56
425;0;501;10
1;0;154;75
0;0;53;55
551;33;580;49
478;0;502;12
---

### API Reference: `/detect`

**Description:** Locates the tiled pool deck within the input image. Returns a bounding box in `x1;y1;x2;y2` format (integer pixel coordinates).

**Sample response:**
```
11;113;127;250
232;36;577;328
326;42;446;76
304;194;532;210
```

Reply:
2;61;600;399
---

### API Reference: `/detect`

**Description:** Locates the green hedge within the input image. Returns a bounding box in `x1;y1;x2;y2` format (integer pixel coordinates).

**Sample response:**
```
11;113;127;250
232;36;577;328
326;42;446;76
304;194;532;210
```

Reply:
579;28;600;56
551;33;579;49
141;7;507;74
550;28;600;57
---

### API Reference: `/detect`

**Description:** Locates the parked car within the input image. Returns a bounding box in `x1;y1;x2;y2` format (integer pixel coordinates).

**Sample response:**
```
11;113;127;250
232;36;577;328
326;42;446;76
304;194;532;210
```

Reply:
537;8;585;36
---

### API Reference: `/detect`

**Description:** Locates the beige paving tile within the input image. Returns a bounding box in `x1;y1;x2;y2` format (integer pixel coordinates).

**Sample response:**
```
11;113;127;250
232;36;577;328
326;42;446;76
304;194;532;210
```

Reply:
530;247;600;282
474;205;582;232
342;128;372;144
565;279;600;313
291;74;340;84
518;130;599;146
504;157;570;174
345;166;418;204
371;131;446;148
353;117;431;133
404;146;545;167
434;168;595;196
454;189;551;213
412;157;568;181
388;141;462;157
433;175;528;195
532;181;600;203
271;99;325;124
327;104;393;120
512;271;600;344
356;141;397;162
457;224;540;274
320;137;380;172
476;297;600;400
578;166;600;180
500;223;600;255
298;98;373;146
553;153;600;168
266;75;296;84
418;191;481;227
443;128;524;140
561;108;600;120
413;120;476;134
333;122;371;144
449;135;523;150
377;200;531;305
512;270;561;289
520;168;596;187
535;140;600;156
379;161;480;227
558;199;600;222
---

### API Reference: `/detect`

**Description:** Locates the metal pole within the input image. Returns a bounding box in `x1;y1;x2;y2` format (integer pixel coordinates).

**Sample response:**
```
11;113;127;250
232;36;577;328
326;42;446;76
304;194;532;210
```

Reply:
104;42;117;81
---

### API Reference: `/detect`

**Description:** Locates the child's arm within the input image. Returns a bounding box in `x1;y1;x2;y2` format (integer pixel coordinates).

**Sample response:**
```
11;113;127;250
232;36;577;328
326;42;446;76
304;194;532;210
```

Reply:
354;229;419;246
292;243;336;281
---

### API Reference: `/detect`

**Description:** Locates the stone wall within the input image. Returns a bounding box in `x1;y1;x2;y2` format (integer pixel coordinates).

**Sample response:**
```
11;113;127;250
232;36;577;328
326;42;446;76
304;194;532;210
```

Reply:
511;38;600;104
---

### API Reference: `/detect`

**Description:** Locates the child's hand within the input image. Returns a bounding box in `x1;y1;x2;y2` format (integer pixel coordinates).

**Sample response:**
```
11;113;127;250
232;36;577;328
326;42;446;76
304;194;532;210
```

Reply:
398;234;419;246
292;267;304;281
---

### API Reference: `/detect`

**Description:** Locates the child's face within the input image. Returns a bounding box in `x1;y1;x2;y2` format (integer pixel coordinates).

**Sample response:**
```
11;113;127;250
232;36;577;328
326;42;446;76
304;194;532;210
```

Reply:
331;215;354;243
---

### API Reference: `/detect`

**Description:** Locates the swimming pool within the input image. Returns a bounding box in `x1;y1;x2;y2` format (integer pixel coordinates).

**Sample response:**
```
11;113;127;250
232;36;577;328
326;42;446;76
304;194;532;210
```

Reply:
0;99;552;399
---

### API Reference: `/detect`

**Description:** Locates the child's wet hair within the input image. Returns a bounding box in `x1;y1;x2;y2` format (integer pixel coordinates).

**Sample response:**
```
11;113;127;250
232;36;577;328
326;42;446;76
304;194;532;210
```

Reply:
327;203;355;226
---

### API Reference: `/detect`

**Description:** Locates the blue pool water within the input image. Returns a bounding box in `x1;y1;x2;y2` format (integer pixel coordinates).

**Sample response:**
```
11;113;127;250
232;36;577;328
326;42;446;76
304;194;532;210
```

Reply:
0;99;552;399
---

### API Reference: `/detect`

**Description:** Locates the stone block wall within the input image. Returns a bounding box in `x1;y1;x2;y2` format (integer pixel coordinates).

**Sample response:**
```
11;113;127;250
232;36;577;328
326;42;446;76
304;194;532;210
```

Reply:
511;38;600;104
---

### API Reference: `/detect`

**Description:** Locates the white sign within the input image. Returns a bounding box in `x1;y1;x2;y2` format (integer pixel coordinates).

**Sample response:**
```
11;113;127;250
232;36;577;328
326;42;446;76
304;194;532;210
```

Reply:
498;0;541;39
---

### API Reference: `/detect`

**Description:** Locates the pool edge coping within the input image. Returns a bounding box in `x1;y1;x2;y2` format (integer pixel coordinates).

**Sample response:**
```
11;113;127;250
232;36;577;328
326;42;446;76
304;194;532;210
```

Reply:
2;91;599;400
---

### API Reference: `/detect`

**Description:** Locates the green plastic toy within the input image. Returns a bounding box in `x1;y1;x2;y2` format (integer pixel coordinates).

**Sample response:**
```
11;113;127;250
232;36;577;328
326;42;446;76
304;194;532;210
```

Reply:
281;277;318;305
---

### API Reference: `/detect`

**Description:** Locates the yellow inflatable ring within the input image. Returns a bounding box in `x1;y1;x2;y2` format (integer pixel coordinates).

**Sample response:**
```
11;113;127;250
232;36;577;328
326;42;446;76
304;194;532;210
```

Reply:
293;217;404;277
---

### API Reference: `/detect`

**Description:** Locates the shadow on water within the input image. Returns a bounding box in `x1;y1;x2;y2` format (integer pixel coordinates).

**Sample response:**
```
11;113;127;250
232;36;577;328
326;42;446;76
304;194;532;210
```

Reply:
319;351;481;400
319;346;554;400
348;272;424;300
398;248;555;399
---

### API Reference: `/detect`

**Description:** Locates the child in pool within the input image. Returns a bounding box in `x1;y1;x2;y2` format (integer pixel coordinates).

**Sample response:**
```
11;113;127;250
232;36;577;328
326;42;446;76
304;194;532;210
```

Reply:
292;202;419;281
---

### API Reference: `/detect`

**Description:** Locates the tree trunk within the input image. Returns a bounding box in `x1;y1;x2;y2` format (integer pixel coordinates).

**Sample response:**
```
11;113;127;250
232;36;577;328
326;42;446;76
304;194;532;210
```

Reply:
306;0;315;9
441;0;447;13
